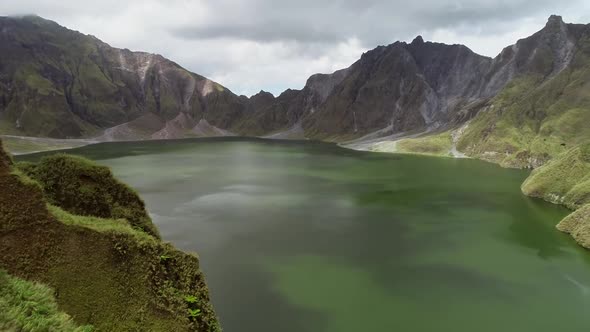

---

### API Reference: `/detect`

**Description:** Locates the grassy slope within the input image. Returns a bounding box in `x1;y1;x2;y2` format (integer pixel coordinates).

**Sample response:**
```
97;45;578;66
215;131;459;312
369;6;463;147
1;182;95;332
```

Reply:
556;205;590;249
370;131;453;157
521;144;590;248
457;72;590;168
0;18;103;138
0;16;249;139
522;144;590;209
0;270;92;332
457;31;590;168
0;139;221;331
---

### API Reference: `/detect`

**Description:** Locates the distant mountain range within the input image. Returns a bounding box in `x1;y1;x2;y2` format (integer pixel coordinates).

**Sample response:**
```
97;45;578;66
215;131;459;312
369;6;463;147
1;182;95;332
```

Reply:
1;15;589;167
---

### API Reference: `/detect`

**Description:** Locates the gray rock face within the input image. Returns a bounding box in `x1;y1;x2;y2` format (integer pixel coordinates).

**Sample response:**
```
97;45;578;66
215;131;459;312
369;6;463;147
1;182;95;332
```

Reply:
306;68;350;104
485;14;577;87
289;15;585;140
299;39;498;139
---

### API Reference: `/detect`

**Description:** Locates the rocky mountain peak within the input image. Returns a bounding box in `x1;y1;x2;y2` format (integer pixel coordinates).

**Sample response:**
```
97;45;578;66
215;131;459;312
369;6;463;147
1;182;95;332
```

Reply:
253;90;274;98
249;90;276;110
411;35;425;45
546;15;565;28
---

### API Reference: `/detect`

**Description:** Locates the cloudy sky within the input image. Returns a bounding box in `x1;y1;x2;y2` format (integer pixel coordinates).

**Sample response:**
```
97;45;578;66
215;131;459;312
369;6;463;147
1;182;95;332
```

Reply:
2;1;590;96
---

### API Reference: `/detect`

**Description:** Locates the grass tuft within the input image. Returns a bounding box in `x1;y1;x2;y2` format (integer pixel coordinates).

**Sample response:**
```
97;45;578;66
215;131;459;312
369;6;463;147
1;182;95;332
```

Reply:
0;270;93;332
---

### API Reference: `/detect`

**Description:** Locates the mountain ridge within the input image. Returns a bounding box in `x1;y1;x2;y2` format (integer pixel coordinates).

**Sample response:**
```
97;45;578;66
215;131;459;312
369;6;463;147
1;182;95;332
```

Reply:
1;14;589;164
0;15;249;139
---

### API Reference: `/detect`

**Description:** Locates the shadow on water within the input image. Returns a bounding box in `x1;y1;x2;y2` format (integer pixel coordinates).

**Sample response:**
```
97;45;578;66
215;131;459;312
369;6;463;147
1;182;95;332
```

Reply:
203;249;328;332
504;196;571;260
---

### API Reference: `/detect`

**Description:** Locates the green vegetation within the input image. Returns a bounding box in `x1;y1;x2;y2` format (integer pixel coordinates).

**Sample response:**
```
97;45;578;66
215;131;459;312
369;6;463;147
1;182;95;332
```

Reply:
188;309;202;319
521;144;590;209
457;56;590;168
0;139;221;331
0;140;13;171
15;65;62;96
367;70;590;249
18;154;160;238
374;42;590;249
185;295;199;304
556;205;590;249
0;270;92;332
0;16;247;139
396;132;453;156
520;144;590;248
184;294;204;322
369;131;454;157
48;204;155;243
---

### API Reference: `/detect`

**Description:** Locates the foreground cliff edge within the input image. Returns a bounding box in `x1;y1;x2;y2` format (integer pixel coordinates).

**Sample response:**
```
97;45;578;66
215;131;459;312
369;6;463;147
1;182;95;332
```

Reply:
0;138;221;331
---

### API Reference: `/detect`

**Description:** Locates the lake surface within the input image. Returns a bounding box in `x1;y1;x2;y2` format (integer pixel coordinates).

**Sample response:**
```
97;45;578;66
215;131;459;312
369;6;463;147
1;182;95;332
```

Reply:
19;138;590;331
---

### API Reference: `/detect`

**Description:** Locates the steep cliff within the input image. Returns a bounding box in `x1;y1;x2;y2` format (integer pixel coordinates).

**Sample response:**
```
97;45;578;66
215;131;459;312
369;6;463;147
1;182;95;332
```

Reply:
0;138;220;331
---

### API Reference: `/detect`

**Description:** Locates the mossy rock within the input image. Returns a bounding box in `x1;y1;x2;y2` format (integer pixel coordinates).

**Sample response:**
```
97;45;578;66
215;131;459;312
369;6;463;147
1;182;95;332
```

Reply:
0;171;49;232
557;205;590;249
19;154;160;238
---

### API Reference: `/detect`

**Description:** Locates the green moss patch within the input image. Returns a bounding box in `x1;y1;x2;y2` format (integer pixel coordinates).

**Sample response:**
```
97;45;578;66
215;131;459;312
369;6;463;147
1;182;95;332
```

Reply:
0;171;50;232
48;204;155;244
19;154;160;238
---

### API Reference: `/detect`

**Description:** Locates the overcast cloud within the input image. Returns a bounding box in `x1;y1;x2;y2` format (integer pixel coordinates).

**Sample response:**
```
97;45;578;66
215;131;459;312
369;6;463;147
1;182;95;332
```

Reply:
1;0;590;95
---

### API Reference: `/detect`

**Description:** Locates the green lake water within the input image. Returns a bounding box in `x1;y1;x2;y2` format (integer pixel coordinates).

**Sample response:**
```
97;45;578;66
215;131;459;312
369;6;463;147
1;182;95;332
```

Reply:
19;138;590;331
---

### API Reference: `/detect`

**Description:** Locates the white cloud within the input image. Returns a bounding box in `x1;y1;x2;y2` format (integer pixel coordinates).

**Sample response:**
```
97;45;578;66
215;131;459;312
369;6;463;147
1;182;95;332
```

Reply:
426;18;542;57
